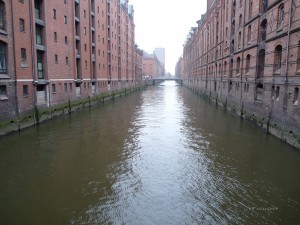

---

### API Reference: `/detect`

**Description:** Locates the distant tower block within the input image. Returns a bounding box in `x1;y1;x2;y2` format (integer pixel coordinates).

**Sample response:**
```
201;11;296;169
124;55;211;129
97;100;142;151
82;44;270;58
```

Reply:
154;48;165;73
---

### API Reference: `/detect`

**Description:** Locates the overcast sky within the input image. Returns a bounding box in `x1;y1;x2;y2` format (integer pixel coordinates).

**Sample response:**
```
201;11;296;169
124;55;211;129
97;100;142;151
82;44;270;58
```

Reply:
129;0;207;74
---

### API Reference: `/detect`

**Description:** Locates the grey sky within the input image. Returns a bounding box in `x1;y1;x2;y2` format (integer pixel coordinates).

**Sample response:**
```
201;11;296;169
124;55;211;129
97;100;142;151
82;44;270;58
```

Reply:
129;0;207;74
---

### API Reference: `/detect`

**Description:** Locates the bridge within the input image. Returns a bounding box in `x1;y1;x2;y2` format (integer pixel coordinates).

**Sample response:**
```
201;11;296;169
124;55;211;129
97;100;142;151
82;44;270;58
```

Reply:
152;76;183;85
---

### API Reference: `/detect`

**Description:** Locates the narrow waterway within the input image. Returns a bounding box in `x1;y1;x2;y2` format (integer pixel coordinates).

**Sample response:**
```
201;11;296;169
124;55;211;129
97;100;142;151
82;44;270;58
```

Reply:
0;81;300;225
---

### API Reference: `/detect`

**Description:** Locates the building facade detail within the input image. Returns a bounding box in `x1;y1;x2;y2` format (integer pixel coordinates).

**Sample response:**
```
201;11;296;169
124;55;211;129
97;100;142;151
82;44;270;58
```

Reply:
0;0;141;125
178;0;300;148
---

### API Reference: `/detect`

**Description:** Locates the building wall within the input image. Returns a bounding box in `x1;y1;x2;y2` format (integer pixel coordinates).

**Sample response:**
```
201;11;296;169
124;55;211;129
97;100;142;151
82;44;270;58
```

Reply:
143;57;155;78
135;47;143;82
0;0;141;126
0;0;17;121
181;0;300;148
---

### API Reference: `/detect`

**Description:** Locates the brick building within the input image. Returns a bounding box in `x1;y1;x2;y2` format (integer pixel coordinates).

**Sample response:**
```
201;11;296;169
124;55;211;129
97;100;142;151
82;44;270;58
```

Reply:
175;56;184;78
135;45;143;82
0;0;138;123
142;51;164;78
180;0;300;148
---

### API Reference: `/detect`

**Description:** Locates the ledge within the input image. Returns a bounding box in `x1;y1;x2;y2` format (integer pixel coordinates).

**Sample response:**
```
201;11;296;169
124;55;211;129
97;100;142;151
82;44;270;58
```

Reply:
0;74;9;79
0;29;7;36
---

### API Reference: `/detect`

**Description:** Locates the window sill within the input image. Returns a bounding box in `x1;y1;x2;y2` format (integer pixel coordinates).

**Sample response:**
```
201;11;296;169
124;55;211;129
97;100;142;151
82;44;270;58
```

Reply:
0;96;8;101
273;71;281;76
0;74;9;79
276;26;283;33
0;29;7;35
21;62;28;68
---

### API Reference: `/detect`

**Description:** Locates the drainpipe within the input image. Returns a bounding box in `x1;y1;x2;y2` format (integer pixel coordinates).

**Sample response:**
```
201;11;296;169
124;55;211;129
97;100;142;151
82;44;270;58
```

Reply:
11;2;20;131
280;0;293;137
29;0;38;124
283;0;293;109
239;0;248;118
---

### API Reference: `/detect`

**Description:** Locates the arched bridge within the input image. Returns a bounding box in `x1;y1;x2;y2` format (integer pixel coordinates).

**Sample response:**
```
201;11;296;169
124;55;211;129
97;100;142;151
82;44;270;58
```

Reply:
152;76;183;85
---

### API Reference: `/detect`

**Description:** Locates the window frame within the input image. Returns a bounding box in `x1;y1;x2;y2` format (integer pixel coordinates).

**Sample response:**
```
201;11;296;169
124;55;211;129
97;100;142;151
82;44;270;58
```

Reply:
0;41;7;74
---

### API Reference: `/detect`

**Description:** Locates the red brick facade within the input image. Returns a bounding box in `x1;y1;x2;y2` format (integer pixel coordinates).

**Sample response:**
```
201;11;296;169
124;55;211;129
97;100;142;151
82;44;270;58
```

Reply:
142;52;164;78
179;0;300;148
0;0;138;122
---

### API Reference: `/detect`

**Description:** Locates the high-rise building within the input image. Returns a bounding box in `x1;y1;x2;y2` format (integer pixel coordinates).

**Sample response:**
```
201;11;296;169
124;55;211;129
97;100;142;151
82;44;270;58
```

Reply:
154;47;165;74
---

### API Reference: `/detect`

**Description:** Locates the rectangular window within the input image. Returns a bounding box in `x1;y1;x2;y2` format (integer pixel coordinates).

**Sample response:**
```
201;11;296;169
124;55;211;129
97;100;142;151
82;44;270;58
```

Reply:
21;48;26;61
55;54;58;64
0;85;7;98
37;50;44;79
19;19;25;32
0;2;5;30
54;32;57;42
64;83;67;91
53;9;56;19
52;84;56;93
66;57;68;65
0;85;8;100
34;0;41;19
69;83;72;91
0;42;7;74
64;16;67;24
23;85;28;96
65;36;68;44
36;25;42;45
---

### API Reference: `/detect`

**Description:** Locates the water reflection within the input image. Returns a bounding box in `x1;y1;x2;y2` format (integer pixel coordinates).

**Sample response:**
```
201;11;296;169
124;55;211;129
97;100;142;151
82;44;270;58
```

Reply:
0;81;299;225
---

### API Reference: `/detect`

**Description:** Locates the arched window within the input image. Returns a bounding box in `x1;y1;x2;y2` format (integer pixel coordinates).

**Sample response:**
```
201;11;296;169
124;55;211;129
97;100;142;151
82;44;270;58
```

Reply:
247;25;251;43
256;83;264;101
230;59;233;78
226;0;229;21
274;45;282;73
232;1;236;17
231;39;235;53
277;4;284;28
0;41;7;74
0;0;5;30
260;19;267;42
246;54;251;74
275;86;280;100
297;41;300;72
293;87;299;105
248;0;253;19
238;31;242;48
260;0;268;14
237;57;241;75
239;14;242;26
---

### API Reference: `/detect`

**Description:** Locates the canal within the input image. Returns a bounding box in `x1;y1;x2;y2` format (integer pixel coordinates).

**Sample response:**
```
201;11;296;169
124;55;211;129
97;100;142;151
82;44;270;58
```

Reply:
0;81;300;225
